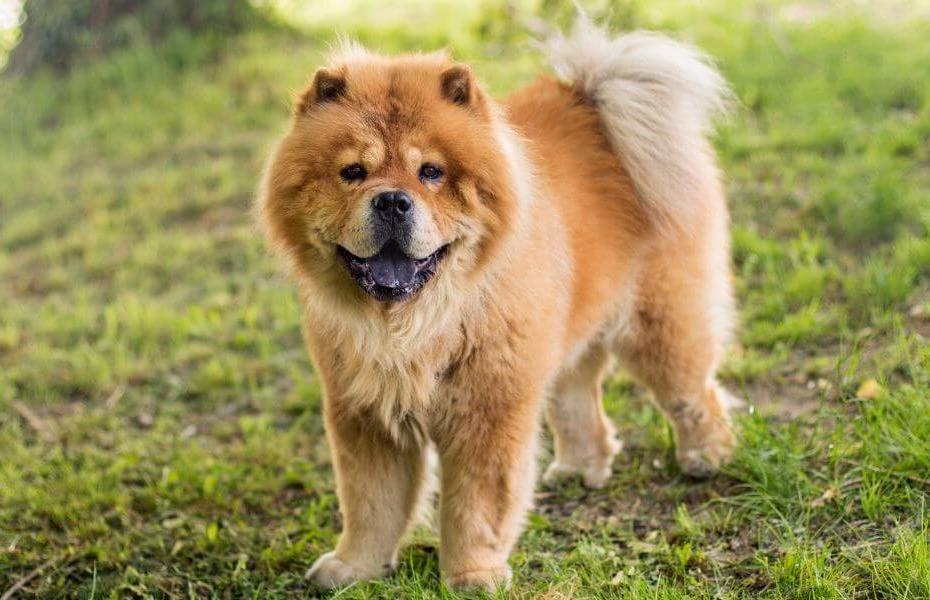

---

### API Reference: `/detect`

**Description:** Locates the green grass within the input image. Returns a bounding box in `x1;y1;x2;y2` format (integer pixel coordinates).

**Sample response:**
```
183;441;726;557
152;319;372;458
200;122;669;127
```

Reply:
2;1;930;597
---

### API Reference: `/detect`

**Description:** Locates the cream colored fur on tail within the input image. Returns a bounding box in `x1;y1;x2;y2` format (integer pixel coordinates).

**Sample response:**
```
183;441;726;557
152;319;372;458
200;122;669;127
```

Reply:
545;17;731;228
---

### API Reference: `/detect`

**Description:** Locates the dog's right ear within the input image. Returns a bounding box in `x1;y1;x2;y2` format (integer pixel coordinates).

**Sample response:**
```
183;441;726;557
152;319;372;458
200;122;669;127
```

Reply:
440;64;473;106
295;67;346;114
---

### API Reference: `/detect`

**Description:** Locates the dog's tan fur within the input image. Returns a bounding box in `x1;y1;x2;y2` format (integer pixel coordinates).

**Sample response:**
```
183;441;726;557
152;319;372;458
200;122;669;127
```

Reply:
257;22;737;591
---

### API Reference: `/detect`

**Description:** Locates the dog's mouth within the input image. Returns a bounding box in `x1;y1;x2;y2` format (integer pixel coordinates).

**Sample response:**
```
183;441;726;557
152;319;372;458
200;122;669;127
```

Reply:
337;241;448;302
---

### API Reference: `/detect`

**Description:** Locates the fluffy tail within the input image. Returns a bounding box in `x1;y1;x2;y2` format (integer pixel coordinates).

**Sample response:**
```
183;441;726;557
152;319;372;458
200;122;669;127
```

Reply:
544;17;731;228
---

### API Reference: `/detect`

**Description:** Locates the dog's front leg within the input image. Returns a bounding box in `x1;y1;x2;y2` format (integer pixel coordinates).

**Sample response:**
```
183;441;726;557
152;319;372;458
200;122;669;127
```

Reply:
306;405;427;589
433;390;540;592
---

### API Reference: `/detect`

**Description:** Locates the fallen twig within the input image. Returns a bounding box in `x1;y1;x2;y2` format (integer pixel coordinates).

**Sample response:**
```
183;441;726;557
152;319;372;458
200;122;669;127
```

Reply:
104;384;125;410
9;400;53;442
1;556;61;600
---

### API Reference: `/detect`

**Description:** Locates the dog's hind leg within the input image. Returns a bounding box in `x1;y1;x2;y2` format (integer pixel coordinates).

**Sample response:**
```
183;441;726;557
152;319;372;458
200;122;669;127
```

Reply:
543;342;621;489
615;245;738;478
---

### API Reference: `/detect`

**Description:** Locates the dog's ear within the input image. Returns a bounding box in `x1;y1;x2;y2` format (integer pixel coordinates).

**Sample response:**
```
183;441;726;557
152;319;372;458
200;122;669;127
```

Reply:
296;67;346;114
440;64;473;106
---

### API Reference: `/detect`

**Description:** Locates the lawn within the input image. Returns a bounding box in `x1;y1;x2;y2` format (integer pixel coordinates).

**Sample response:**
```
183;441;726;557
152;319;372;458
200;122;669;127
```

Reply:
2;1;930;597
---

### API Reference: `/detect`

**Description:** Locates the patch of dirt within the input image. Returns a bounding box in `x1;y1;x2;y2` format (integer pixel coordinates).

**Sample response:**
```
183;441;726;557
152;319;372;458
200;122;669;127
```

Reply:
906;290;930;340
733;376;825;420
532;449;770;588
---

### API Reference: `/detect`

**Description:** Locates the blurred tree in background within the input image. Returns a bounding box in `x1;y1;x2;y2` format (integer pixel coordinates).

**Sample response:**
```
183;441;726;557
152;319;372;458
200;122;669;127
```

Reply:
5;0;263;75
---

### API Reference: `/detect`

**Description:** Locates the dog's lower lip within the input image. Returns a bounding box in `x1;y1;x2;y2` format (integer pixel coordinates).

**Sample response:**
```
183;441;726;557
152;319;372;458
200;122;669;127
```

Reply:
337;242;448;302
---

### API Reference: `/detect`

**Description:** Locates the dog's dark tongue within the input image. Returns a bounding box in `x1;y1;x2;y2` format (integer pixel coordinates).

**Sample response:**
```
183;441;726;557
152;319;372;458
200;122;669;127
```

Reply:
368;242;417;288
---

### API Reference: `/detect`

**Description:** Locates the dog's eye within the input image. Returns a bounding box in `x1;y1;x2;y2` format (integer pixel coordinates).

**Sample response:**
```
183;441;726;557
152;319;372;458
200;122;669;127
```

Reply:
339;163;367;182
419;163;444;183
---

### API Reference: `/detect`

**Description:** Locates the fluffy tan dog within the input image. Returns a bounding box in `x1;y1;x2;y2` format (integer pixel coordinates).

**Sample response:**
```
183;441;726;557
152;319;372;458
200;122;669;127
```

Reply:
257;19;737;592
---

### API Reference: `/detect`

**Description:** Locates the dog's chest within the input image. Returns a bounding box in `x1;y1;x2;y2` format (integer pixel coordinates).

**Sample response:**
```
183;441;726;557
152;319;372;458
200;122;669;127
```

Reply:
325;329;460;440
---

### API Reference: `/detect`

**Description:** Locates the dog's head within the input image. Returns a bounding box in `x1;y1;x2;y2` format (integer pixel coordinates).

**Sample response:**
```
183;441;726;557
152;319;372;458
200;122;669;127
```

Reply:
259;45;525;305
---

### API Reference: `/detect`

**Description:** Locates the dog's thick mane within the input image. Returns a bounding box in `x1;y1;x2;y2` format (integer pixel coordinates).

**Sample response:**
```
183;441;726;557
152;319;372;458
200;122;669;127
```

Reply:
544;17;731;230
292;114;538;441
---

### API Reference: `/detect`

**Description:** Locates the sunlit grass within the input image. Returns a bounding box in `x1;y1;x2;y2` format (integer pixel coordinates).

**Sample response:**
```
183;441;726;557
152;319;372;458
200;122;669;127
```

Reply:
1;1;929;597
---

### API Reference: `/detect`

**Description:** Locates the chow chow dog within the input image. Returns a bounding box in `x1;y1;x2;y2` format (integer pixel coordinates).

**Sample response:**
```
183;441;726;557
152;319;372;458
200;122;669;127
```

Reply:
257;17;737;591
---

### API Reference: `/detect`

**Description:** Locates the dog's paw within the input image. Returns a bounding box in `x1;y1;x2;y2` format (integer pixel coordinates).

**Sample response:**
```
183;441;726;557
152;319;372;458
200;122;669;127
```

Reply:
445;565;512;592
304;551;386;589
543;438;621;489
543;460;612;489
676;428;735;478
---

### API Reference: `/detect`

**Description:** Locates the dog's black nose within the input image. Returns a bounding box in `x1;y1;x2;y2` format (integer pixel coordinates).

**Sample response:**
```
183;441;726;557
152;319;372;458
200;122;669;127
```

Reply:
373;190;413;218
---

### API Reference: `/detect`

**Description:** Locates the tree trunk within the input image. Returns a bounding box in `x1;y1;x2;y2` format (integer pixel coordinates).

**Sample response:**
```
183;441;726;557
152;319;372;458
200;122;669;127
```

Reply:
6;0;260;76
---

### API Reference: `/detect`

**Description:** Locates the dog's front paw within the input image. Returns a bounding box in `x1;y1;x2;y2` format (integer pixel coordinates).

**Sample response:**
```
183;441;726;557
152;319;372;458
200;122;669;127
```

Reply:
445;565;512;592
305;551;387;589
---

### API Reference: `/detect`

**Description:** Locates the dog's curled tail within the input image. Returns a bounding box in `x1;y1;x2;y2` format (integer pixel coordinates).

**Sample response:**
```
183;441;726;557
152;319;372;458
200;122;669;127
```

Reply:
544;18;732;229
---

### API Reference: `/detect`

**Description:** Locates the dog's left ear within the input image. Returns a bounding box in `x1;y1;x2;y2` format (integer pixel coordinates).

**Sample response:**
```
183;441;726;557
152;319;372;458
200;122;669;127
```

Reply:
440;65;474;106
